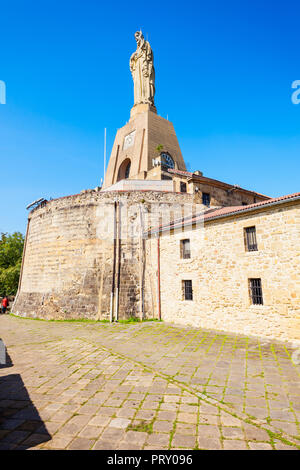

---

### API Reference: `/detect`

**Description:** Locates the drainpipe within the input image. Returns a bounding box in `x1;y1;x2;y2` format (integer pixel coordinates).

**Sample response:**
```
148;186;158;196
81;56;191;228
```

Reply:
139;205;145;320
110;202;117;322
115;202;121;322
157;235;161;321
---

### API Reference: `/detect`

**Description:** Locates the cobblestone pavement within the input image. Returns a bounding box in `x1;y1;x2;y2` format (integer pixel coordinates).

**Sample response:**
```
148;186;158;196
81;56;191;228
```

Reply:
0;315;299;450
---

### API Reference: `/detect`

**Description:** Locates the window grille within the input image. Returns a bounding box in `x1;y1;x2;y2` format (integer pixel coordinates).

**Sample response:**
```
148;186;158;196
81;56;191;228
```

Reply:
180;239;191;259
202;192;210;206
244;226;258;251
249;278;263;305
183;280;193;300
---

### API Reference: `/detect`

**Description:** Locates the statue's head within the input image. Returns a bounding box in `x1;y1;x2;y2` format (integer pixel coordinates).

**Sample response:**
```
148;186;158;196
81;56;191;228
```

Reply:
134;31;144;44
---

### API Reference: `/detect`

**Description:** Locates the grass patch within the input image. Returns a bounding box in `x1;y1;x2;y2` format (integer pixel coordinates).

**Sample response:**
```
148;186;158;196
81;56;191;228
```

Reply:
9;313;110;323
252;372;264;378
118;317;162;324
49;318;110;323
126;420;153;434
9;313;161;324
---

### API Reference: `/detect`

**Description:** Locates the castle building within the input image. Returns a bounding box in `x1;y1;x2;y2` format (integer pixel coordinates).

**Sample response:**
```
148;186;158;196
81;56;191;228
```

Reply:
13;33;300;345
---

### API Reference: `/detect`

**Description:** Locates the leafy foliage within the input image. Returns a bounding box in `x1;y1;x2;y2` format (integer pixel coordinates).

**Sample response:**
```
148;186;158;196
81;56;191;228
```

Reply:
0;232;24;296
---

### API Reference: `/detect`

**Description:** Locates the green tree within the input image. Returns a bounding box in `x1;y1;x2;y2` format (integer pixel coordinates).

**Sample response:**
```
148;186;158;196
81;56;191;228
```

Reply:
155;144;163;154
0;232;24;296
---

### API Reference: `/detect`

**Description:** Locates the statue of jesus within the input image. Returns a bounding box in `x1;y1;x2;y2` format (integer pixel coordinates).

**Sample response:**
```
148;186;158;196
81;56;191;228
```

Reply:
130;31;155;107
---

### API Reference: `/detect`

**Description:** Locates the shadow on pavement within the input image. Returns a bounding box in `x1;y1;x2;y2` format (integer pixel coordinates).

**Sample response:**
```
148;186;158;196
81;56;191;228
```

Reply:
0;351;51;450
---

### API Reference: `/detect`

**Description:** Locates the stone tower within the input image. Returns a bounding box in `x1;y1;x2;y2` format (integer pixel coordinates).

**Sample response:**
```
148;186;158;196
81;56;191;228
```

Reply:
102;33;186;190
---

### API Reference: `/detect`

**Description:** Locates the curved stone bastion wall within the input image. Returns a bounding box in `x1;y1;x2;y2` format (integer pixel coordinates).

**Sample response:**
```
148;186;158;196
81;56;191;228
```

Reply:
12;189;197;320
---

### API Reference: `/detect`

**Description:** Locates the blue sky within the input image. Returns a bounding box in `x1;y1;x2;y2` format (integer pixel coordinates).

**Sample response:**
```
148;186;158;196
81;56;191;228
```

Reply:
0;0;299;234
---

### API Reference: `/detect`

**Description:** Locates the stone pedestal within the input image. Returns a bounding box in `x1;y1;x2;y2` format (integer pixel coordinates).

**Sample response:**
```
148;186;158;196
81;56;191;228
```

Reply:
103;107;186;189
130;103;157;119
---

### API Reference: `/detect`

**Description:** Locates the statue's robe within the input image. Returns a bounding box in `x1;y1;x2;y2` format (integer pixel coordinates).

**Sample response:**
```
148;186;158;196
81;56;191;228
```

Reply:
130;40;155;106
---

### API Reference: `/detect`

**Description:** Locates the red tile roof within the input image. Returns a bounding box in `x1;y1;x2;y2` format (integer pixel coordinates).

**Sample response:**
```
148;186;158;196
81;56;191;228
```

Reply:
149;191;300;234
204;191;300;221
168;168;270;198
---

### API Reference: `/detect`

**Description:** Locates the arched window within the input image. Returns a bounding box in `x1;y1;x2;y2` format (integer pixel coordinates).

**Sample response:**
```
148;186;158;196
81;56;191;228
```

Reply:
125;161;131;179
161;153;175;169
117;158;131;182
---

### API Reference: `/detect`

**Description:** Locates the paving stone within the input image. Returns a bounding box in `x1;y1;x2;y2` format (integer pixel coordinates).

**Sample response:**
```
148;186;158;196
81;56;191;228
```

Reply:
92;439;117;450
245;407;269;419
122;430;148;445
97;407;119;416
197;436;222;450
177;412;198;424
179;404;198;413
78;425;103;439
109;418;131;429
159;403;180;411
116;408;136;418
156;411;177;421
146;433;170;446
101;427;126;441
223;439;248;450
270;420;299;437
1;317;300;451
68;437;94;450
198;414;219;425
175;423;197;435
46;435;73;449
172;433;196;448
222;426;244;439
220;414;242;427
49;411;74;423
144;444;168;450
135;410;156;420
117;442;143;450
197;424;220;438
77;404;100;415
88;415;111;427
274;441;298;450
248;442;273;450
243;425;270;442
153;420;174;432
164;395;181;403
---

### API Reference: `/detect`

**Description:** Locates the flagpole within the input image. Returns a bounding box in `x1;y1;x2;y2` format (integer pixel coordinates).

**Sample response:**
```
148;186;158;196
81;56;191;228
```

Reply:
103;127;106;186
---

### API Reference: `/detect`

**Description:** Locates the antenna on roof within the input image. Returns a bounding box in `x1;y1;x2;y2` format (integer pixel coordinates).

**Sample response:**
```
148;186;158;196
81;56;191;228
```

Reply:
103;127;107;186
26;198;47;210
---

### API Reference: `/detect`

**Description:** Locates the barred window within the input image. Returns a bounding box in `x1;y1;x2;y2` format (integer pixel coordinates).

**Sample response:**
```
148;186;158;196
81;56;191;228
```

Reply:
180;239;191;259
183;280;193;300
202;192;210;207
244;226;258;251
180;182;187;193
249;278;263;305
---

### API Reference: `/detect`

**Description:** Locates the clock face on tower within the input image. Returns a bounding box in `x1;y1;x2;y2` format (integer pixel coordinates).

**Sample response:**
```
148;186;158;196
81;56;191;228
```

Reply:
123;130;136;150
161;153;175;169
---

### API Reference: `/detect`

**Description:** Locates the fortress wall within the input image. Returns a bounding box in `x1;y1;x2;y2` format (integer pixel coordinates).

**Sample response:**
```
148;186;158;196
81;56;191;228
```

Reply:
13;189;195;320
153;201;300;344
12;187;300;344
